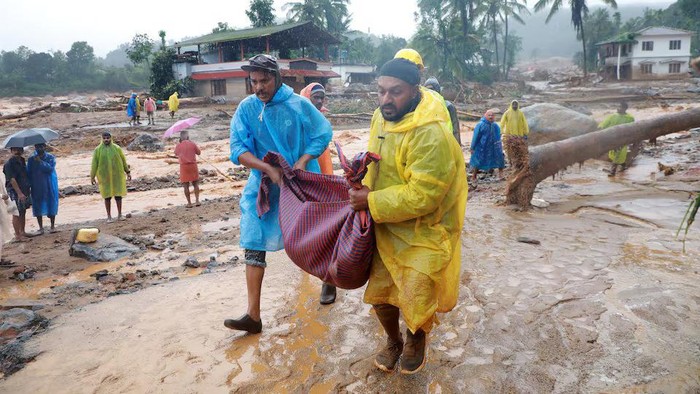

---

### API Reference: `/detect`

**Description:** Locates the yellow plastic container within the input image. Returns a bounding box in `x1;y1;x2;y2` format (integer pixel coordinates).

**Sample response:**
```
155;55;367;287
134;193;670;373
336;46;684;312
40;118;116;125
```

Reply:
75;228;99;243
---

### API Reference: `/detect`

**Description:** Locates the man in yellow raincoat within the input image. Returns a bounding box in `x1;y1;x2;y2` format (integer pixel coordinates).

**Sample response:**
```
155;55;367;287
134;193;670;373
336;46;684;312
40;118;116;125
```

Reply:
168;92;179;119
500;99;529;171
601;101;635;176
349;58;467;374
90;132;131;222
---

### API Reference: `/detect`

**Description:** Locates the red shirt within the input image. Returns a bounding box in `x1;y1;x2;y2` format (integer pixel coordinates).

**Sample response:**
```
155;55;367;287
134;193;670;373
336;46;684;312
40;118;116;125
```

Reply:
174;140;200;164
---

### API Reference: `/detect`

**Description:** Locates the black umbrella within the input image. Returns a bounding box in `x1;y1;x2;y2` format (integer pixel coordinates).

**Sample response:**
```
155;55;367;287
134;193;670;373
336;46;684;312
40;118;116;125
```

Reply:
2;128;60;148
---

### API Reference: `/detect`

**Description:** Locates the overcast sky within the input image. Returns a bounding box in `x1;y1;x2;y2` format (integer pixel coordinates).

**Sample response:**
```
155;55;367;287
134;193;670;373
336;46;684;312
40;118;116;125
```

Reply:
0;0;675;57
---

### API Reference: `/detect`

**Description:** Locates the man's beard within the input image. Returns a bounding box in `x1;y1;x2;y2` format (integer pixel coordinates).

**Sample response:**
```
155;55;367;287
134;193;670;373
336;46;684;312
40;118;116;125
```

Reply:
380;93;421;122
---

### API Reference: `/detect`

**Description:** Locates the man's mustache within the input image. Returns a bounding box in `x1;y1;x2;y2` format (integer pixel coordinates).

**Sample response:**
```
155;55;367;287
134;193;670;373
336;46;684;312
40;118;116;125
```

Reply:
381;104;397;112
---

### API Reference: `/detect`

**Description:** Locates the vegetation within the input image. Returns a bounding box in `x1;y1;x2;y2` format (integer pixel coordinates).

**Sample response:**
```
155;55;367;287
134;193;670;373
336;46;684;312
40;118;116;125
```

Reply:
246;0;276;27
534;0;618;76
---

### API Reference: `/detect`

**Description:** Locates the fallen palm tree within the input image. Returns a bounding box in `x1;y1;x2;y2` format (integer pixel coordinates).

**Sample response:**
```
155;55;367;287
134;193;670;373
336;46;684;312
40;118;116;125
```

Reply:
506;107;700;207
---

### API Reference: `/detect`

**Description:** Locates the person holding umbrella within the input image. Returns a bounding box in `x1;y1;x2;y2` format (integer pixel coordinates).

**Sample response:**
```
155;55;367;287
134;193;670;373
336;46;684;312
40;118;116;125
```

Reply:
90;131;131;222
174;130;201;208
27;143;59;233
3;147;32;241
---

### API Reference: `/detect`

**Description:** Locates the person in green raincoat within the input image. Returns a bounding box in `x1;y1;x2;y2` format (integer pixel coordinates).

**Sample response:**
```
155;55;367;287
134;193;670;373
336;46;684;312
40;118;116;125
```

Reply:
349;58;467;375
90;132;131;222
601;102;635;176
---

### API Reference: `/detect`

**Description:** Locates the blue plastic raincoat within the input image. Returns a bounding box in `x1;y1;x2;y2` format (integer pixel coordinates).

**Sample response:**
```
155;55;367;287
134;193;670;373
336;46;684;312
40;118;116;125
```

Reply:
230;84;332;251
469;117;505;171
127;94;137;117
27;152;59;217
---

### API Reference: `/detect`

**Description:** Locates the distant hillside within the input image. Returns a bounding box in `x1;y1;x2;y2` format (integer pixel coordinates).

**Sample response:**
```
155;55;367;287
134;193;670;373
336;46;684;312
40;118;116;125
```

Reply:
512;2;674;60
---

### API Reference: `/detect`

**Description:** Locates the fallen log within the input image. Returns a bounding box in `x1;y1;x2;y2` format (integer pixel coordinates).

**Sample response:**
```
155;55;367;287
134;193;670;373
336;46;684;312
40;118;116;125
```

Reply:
0;104;52;120
456;110;482;120
506;107;700;207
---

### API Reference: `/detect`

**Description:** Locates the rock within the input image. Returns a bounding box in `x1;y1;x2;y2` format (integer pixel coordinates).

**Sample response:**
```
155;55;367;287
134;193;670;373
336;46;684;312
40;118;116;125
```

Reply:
687;87;700;93
126;133;164;152
530;198;550;208
70;234;142;262
183;257;200;268
0;300;46;311
0;308;48;340
90;269;109;279
62;186;79;196
516;237;541;245
521;103;599;146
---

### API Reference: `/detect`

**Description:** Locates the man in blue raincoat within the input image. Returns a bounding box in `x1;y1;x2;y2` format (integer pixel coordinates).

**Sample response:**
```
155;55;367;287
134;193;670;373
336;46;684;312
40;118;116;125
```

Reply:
126;93;137;126
469;109;505;182
27;143;59;233
225;54;333;334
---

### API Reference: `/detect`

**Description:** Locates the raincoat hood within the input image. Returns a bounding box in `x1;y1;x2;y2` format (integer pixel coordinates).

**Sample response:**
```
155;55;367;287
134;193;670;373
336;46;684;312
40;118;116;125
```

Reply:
300;83;329;113
376;89;450;135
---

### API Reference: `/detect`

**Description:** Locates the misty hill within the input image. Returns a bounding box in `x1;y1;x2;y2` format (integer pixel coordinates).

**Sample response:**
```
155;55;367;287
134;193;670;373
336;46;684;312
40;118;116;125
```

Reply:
512;2;674;60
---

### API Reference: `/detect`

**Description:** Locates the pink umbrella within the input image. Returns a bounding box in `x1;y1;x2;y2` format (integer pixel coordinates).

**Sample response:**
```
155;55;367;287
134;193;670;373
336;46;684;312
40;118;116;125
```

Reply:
163;117;201;139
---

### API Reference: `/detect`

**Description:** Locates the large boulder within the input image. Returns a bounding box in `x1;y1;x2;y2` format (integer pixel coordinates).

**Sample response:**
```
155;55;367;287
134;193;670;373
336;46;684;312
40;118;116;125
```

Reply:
127;133;163;152
69;233;142;262
521;103;599;146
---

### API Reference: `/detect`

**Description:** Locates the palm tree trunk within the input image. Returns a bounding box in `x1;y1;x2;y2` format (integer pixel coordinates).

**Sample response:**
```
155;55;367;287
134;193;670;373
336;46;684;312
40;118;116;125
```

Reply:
505;108;700;206
493;15;500;78
581;26;588;77
503;12;509;80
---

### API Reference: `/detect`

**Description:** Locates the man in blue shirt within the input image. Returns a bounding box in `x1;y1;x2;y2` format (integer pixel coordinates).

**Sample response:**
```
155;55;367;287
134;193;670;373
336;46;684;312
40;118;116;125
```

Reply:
225;54;333;334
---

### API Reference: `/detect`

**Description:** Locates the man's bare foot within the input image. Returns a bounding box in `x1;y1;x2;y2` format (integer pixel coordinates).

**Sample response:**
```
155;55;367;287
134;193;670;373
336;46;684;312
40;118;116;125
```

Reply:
186;204;193;208
118;215;126;221
106;217;114;223
195;202;201;207
49;227;58;233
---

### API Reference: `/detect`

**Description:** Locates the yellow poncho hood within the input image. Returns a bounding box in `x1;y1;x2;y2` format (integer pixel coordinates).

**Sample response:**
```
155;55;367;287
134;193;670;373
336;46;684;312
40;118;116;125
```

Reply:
500;100;529;137
363;90;468;333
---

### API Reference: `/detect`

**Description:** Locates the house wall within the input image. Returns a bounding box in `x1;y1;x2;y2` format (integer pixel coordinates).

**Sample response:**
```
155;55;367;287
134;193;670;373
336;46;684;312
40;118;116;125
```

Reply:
330;64;374;86
630;33;692;79
193;79;249;103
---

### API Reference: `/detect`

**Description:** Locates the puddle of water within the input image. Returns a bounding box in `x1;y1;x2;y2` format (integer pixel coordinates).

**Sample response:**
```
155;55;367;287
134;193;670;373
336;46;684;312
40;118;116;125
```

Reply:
592;197;689;230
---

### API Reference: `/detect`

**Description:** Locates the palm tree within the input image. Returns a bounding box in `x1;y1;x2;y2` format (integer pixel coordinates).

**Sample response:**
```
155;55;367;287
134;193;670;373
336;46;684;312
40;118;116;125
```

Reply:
501;0;529;79
284;0;325;27
534;0;617;77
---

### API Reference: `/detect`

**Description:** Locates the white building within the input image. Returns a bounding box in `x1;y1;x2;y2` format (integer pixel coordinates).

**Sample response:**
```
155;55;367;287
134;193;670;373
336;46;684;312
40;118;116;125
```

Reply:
329;63;375;87
596;26;694;80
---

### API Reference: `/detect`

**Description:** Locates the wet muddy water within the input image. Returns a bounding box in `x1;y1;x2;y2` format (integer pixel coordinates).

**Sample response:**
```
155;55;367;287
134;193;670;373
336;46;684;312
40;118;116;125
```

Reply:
1;123;699;392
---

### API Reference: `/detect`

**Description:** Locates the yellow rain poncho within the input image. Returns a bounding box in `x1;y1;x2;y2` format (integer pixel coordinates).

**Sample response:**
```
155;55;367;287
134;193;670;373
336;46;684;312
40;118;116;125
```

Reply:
363;90;468;334
168;92;179;112
600;113;635;165
500;100;529;137
91;143;129;198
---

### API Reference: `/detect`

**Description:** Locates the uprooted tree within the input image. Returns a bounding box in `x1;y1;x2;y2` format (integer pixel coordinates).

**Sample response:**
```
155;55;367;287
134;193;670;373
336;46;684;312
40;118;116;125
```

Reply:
506;107;700;207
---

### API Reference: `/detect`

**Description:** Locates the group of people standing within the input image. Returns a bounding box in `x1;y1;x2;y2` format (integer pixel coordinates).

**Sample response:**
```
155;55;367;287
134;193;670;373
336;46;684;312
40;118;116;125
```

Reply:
1;144;60;244
125;92;180;126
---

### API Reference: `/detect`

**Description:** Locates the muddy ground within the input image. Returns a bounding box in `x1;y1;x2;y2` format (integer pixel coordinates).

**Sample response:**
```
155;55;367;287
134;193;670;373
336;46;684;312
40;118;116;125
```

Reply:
0;79;699;392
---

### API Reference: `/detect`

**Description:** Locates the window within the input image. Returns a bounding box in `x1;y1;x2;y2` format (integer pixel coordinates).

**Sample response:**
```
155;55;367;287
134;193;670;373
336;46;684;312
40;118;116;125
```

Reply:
211;79;226;96
669;40;681;50
669;63;681;73
641;64;653;74
642;41;654;51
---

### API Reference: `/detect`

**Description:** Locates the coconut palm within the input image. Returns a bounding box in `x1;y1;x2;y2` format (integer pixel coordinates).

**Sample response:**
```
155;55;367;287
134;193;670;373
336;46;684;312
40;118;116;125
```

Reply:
501;0;529;79
534;0;617;76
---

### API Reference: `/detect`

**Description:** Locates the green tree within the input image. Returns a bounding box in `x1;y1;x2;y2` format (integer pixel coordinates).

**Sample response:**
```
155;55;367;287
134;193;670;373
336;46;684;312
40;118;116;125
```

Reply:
149;48;176;99
126;33;154;68
212;22;233;33
246;0;276;27
374;35;408;69
534;0;618;76
66;41;96;79
25;52;54;84
284;0;324;26
501;0;529;79
579;8;616;71
158;30;167;50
